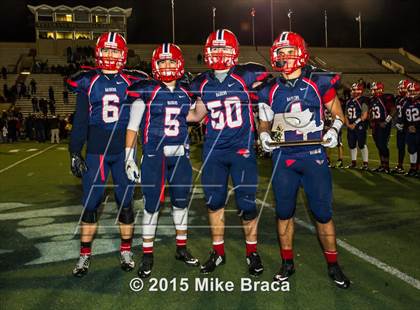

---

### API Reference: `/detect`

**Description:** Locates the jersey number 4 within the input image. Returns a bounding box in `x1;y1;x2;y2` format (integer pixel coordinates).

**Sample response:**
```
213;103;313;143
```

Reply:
102;94;120;123
207;96;243;130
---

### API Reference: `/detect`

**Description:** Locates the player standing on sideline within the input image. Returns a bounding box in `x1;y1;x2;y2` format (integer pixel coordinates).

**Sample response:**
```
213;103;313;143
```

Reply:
344;83;369;169
257;31;350;288
368;82;395;173
125;43;199;278
392;80;410;174
68;32;148;277
397;82;420;177
187;29;269;276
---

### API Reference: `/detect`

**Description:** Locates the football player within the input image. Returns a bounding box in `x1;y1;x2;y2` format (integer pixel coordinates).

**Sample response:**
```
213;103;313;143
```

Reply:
398;82;420;176
68;32;148;277
392;80;410;174
344;83;369;169
258;31;350;289
187;29;269;276
125;43;199;278
368;82;395;173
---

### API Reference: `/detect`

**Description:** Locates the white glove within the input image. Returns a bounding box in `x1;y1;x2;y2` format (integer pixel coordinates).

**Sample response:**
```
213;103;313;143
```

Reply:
323;128;338;148
260;132;279;152
125;159;141;183
395;123;404;131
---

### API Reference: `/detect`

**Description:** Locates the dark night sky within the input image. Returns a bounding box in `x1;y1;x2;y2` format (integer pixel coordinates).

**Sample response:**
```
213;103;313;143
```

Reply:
1;0;419;54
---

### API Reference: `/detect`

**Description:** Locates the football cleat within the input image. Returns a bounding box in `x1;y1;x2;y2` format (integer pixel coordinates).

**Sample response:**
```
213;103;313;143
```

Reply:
175;247;200;267
406;169;418;177
328;263;350;289
390;166;405;174
273;261;295;283
345;163;357;169
72;254;91;278
371;166;385;173
120;251;135;272
200;250;226;274
246;252;264;276
138;253;154;278
335;160;344;168
360;164;369;171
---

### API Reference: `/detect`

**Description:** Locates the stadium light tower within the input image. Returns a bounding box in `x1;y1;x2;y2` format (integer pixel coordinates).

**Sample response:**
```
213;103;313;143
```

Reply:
287;9;293;32
171;0;175;43
251;8;256;47
270;0;274;41
355;12;362;48
324;10;328;48
212;7;216;32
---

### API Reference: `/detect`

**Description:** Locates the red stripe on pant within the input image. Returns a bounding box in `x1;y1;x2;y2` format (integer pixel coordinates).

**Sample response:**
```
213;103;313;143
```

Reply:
99;154;105;182
159;157;166;203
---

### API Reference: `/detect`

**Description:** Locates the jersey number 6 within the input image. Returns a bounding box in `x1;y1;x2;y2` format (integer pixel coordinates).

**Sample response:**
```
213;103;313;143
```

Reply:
102;94;120;123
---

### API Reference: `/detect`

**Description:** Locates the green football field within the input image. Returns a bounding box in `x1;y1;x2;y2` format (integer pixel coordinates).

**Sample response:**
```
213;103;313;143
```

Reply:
0;129;419;309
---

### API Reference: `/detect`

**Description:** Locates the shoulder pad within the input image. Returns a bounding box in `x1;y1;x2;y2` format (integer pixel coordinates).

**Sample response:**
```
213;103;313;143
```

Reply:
126;79;159;100
121;69;149;81
67;69;99;93
191;72;210;91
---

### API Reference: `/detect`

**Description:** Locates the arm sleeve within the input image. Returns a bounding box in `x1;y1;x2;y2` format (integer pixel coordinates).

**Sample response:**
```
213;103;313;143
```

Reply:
258;102;274;122
68;92;89;154
127;99;146;132
318;73;340;104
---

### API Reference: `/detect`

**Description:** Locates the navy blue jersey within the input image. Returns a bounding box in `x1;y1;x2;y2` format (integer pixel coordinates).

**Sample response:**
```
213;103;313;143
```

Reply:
67;69;148;154
126;79;193;154
258;65;340;155
345;96;369;124
190;63;268;150
395;95;408;121
401;97;420;128
369;94;394;124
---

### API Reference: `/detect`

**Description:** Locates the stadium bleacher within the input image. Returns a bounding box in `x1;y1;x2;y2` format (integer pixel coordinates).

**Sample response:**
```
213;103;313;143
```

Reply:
1;43;420;116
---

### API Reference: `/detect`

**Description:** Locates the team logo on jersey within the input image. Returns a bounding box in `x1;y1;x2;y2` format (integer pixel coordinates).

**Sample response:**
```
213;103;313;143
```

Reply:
272;108;324;141
316;160;325;165
237;148;250;158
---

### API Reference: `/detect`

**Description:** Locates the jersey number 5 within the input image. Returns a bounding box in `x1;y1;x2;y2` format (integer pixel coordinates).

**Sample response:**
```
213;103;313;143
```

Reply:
165;107;181;136
102;94;120;123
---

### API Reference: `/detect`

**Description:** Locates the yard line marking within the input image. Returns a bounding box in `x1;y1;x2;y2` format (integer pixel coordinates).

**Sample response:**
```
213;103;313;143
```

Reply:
293;217;420;291
192;164;420;290
0;145;56;174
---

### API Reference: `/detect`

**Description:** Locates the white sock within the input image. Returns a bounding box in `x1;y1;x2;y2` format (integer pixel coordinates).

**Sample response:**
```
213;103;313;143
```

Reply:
350;148;357;161
172;206;188;231
361;146;369;163
142;210;159;239
409;153;417;164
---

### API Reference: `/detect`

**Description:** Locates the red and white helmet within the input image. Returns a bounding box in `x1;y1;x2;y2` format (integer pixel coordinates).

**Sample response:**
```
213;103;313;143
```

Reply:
351;83;363;97
407;82;420;98
95;32;128;71
397;79;410;96
370;81;384;96
151;43;185;82
271;31;309;74
204;29;239;70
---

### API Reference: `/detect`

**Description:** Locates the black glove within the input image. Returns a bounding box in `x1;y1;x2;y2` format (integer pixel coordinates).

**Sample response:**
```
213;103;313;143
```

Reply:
70;153;87;178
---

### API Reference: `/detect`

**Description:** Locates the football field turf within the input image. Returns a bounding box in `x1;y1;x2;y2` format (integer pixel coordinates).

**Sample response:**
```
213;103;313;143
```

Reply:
0;130;419;309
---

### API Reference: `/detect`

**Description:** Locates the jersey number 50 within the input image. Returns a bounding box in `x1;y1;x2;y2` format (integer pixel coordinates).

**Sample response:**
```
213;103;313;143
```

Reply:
102;94;120;123
207;96;243;130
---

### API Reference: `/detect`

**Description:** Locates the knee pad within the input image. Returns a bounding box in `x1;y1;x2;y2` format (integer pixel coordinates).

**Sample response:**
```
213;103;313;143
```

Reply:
81;209;98;223
311;206;332;224
118;206;135;224
238;208;258;221
207;203;225;212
